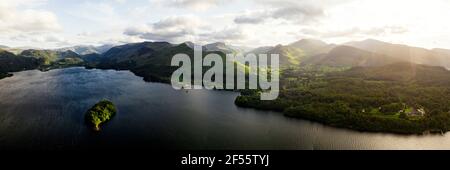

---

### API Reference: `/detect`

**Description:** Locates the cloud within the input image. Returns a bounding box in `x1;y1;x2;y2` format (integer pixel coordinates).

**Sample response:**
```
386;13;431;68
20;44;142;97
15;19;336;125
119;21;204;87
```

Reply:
124;16;202;42
124;15;247;44
160;0;228;11
199;27;247;43
234;16;265;24
1;0;449;50
113;0;127;3
70;2;117;23
234;2;325;24
133;31;191;42
234;0;359;25
0;0;61;33
0;0;64;48
255;0;354;8
152;16;203;29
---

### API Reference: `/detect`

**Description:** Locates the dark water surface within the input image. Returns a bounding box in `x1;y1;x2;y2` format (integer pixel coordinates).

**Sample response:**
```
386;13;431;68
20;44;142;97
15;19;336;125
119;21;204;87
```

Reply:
0;67;449;150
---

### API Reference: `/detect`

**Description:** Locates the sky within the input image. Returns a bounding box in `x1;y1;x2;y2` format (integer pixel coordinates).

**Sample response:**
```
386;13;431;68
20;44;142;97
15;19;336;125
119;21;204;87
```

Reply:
1;0;450;49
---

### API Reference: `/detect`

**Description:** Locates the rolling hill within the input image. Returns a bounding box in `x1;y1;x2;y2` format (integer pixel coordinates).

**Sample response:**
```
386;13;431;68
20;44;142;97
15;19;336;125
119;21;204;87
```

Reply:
0;49;40;73
266;45;306;66
20;49;81;65
302;45;403;67
100;41;173;64
96;42;227;82
335;62;450;85
248;46;273;54
204;42;251;54
203;42;235;54
288;39;335;56
249;39;334;67
345;39;450;68
433;48;450;56
2;38;450;81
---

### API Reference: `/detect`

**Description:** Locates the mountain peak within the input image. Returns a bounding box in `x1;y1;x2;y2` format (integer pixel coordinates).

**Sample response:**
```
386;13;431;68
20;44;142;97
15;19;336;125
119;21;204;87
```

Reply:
330;45;361;52
205;42;227;48
57;44;115;55
204;42;235;53
433;48;450;55
292;38;326;44
141;41;172;46
289;39;327;47
362;38;383;43
182;41;197;49
347;38;390;47
274;44;284;48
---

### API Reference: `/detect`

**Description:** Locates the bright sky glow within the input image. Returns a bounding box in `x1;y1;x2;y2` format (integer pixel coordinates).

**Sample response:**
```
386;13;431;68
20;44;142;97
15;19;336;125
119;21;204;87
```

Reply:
0;0;449;49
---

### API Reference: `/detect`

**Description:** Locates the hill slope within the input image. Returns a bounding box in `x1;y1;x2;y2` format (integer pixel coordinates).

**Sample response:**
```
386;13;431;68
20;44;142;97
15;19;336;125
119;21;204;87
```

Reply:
20;49;81;65
57;44;114;55
335;62;450;85
302;45;402;67
0;49;40;73
346;39;450;68
250;39;334;67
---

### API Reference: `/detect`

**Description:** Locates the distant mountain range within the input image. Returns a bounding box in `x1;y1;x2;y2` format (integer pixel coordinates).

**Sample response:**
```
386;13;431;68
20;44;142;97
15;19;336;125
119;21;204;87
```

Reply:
247;38;450;69
56;44;115;55
3;38;450;81
343;39;450;68
0;44;115;56
302;45;393;67
203;42;251;54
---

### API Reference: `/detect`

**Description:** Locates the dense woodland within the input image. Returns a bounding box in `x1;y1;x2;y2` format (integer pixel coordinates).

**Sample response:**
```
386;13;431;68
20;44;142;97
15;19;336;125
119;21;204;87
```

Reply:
236;63;450;134
85;100;117;131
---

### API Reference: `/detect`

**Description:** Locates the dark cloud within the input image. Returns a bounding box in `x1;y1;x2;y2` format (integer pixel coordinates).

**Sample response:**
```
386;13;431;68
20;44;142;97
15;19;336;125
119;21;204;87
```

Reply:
234;0;357;24
136;30;191;42
234;5;325;24
200;27;246;42
272;6;323;20
152;17;196;29
124;16;246;43
234;16;265;24
165;0;228;11
123;27;143;36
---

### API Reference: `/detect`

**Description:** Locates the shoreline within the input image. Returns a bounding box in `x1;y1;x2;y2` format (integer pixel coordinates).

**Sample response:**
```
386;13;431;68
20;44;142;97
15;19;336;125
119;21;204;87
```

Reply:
235;98;446;136
1;66;443;136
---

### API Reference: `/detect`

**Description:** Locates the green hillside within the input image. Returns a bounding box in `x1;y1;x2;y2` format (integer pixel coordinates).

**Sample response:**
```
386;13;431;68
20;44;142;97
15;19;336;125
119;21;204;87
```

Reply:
0;49;40;75
20;49;81;65
236;62;450;134
302;45;403;67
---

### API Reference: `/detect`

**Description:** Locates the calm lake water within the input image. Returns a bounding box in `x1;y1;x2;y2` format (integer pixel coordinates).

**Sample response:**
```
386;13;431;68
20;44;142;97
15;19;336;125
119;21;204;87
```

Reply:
0;67;450;150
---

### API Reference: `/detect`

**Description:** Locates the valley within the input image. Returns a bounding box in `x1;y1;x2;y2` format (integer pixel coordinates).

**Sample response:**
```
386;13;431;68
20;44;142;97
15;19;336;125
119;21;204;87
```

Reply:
3;39;450;134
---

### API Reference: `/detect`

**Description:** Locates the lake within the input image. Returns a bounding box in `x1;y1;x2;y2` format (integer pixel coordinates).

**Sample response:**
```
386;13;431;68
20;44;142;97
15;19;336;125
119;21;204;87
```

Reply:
0;67;450;150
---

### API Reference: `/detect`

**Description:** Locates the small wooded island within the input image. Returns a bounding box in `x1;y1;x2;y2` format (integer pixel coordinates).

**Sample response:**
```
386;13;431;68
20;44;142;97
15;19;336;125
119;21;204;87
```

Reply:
0;73;12;80
85;100;117;131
